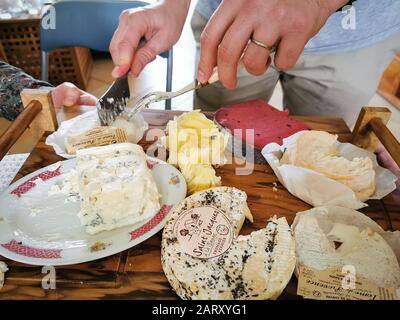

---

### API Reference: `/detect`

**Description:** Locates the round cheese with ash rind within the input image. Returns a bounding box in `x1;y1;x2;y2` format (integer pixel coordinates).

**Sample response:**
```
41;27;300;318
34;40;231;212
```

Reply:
161;187;296;300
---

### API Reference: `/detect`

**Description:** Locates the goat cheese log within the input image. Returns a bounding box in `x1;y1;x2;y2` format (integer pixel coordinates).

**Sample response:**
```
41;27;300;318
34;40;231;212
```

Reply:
76;143;160;235
161;187;296;300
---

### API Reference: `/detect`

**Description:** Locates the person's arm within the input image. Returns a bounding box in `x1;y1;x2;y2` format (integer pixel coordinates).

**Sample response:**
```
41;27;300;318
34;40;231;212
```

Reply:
197;0;350;89
109;0;191;78
0;60;97;121
0;60;52;121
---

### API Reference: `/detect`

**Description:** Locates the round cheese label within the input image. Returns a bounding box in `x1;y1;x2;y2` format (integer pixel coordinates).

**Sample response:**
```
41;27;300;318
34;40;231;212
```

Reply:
173;206;234;259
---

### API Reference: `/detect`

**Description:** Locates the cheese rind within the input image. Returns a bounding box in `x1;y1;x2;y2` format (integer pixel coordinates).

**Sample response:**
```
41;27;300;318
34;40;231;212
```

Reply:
292;206;400;288
76;143;160;235
161;187;295;300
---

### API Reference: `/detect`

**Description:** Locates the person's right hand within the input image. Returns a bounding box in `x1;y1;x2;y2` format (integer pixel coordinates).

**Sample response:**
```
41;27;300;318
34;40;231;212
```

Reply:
110;0;190;79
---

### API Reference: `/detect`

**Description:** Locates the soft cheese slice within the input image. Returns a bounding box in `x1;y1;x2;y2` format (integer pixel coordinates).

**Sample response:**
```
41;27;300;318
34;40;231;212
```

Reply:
280;131;376;201
76;143;160;235
161;187;295;300
292;206;400;289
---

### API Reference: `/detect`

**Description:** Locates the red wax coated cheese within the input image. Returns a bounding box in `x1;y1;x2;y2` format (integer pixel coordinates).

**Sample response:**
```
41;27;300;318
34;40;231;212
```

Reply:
214;99;310;149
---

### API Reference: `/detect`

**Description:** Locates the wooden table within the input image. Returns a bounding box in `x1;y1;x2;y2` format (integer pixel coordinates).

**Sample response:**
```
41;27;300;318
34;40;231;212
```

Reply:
0;108;399;300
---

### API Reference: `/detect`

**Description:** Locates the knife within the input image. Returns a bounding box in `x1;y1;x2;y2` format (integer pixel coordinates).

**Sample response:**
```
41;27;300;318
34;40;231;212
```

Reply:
96;74;130;126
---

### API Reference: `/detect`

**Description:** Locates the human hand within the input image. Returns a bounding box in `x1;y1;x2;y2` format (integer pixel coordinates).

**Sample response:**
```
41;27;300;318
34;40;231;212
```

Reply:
197;0;348;89
375;143;400;188
51;82;97;112
110;0;190;78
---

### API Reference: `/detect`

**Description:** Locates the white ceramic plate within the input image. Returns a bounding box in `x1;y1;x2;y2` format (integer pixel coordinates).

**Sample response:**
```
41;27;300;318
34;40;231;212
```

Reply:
0;157;186;266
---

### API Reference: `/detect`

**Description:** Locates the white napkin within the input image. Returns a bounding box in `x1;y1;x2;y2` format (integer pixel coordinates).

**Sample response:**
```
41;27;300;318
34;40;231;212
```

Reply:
0;153;30;194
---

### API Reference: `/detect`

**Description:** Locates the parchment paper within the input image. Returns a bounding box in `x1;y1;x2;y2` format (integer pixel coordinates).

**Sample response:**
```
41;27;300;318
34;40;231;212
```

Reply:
262;131;397;209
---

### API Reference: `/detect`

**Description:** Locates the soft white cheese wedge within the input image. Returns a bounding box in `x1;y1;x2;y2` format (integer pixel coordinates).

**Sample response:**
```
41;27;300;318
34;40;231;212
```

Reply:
76;143;160;235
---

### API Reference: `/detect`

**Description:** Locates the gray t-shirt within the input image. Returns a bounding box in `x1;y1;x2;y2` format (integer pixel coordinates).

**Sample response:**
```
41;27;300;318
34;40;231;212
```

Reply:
195;0;400;54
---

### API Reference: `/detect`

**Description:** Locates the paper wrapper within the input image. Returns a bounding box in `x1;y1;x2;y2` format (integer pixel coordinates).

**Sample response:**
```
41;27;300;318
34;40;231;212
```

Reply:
292;206;400;299
292;206;400;265
261;131;397;209
46;110;148;159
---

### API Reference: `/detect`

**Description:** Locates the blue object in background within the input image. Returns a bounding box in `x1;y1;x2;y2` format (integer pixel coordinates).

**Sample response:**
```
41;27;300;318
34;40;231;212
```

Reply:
40;0;173;109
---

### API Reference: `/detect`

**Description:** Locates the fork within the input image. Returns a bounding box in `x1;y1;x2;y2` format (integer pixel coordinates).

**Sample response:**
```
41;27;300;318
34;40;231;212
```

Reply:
127;69;220;120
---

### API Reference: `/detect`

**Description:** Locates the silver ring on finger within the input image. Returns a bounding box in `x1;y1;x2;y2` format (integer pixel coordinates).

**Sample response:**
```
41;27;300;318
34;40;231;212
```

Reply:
250;38;277;53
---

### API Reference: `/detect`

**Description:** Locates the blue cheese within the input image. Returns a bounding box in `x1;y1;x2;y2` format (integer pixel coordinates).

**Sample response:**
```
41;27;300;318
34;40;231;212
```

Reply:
76;143;160;235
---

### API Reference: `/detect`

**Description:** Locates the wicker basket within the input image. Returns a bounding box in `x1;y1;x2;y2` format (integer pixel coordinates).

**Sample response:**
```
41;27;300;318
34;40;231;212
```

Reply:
0;17;92;90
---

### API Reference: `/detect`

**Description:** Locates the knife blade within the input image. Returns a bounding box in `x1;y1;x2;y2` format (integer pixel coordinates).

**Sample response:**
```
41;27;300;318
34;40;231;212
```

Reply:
96;74;130;126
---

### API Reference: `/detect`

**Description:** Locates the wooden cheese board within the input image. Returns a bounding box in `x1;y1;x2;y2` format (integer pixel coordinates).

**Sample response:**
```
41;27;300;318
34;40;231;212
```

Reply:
0;108;398;300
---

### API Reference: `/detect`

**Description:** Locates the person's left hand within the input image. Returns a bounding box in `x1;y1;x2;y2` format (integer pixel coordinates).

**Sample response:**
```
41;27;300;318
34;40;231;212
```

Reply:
197;0;349;89
51;82;98;112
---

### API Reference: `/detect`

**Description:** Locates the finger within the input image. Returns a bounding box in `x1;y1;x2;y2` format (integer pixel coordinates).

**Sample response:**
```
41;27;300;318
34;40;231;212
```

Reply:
130;33;168;77
197;1;239;83
110;10;145;78
109;11;129;70
243;29;279;76
62;86;81;106
78;93;98;106
217;19;252;89
274;33;307;71
109;25;126;66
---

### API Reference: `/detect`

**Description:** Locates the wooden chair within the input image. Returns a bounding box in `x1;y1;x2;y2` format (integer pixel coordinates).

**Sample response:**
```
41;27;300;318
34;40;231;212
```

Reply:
352;106;400;167
0;88;57;160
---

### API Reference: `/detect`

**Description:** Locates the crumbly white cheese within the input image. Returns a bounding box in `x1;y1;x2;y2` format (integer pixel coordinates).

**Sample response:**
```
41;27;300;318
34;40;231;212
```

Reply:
76;143;160;235
48;169;80;202
0;261;8;289
161;187;295;300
